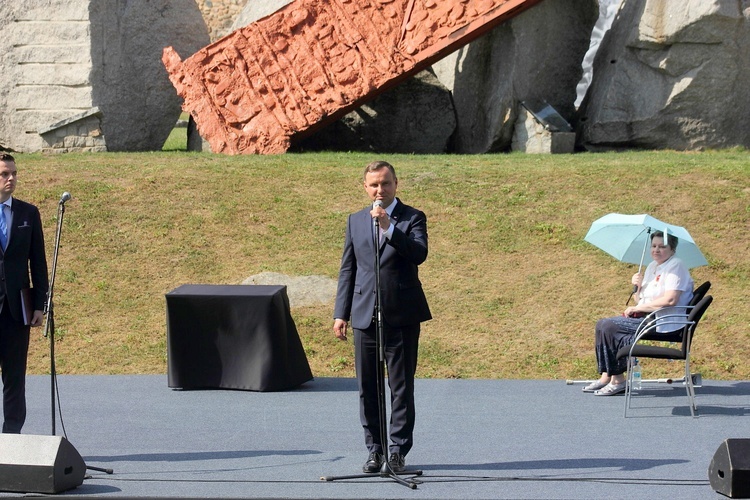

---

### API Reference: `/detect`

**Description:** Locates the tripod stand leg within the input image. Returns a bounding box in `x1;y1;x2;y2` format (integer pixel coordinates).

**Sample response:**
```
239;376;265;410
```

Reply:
384;473;418;489
320;469;422;487
379;462;422;488
87;465;114;474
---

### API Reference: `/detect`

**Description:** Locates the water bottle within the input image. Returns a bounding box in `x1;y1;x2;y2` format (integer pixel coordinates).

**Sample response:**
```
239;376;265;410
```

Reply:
632;358;642;390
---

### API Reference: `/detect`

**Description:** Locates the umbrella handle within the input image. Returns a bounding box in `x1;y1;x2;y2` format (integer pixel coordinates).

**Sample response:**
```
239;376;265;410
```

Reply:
628;227;651;305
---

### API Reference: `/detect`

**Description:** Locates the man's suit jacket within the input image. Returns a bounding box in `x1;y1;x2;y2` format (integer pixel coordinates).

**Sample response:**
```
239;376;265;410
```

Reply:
0;198;48;323
334;199;431;330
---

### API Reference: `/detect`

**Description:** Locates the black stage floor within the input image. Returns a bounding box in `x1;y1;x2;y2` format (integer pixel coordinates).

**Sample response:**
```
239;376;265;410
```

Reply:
3;375;749;499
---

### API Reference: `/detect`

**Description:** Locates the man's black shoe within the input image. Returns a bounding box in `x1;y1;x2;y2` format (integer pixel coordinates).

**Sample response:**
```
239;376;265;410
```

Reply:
388;453;405;473
363;452;383;473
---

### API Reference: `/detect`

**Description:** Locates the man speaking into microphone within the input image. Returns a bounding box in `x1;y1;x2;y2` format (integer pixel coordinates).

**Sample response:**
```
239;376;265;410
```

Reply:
333;160;431;473
0;153;49;434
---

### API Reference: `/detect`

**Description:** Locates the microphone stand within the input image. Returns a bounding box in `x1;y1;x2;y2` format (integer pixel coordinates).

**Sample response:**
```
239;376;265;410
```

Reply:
43;198;66;436
43;196;113;475
322;214;421;489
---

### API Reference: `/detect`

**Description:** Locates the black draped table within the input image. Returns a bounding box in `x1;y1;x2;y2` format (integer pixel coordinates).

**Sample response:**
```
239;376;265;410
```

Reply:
166;284;313;391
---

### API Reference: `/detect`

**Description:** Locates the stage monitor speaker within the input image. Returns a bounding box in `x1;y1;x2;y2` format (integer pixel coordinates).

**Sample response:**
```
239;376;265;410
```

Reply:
709;439;750;498
0;434;85;494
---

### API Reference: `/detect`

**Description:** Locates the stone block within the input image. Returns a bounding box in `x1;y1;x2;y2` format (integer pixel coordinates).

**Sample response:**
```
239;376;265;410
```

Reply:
39;108;105;153
431;0;598;153
578;0;750;150
512;108;575;154
15;46;93;65
21;66;91;87
0;0;210;153
12;86;93;111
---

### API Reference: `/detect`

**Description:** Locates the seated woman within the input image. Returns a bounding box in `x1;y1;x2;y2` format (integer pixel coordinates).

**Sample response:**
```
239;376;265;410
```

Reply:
584;230;694;396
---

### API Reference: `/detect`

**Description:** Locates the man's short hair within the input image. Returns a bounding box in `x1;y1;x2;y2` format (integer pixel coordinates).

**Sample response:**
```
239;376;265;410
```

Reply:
0;153;15;163
363;160;397;181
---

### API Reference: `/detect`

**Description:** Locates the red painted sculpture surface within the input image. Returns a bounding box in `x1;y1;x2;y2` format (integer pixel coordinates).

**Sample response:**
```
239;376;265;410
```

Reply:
163;0;544;154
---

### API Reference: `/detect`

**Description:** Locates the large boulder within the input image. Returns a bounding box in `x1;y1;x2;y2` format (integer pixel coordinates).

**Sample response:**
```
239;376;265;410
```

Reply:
576;0;623;106
290;70;455;154
89;1;209;152
578;0;750;150
431;0;598;153
0;0;208;153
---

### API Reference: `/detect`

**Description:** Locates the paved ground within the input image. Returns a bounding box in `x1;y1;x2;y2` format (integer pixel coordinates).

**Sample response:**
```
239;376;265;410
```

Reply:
2;375;749;499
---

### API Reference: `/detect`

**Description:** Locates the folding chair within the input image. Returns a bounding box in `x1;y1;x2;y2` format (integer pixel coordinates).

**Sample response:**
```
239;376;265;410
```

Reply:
616;295;713;417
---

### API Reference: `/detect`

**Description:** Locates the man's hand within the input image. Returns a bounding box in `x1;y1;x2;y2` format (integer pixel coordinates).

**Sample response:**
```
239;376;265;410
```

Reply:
370;205;390;231
30;310;44;327
333;318;348;341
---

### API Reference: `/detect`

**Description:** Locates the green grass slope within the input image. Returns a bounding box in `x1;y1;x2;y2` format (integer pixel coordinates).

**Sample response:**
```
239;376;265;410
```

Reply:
15;150;749;380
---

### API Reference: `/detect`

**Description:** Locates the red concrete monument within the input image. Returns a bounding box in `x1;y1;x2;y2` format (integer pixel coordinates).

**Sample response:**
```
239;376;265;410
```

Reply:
163;0;545;154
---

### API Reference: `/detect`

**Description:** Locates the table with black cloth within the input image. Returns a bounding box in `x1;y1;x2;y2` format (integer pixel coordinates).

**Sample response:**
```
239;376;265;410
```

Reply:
166;284;313;391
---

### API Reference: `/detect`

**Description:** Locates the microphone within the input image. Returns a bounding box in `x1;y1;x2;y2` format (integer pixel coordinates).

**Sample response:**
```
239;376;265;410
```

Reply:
372;200;383;219
59;192;71;204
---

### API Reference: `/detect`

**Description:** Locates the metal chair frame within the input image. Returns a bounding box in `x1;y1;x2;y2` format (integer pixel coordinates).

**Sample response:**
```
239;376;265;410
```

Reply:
619;295;713;418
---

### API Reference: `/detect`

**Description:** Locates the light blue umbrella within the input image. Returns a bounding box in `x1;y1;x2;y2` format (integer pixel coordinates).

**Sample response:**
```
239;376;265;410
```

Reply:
584;213;708;271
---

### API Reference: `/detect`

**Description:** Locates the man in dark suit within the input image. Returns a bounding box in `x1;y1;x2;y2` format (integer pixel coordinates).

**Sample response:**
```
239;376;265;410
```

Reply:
334;160;431;473
0;153;49;433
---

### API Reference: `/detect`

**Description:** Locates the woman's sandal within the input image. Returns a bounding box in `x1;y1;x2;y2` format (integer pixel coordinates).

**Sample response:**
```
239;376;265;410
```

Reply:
594;381;627;396
582;380;608;393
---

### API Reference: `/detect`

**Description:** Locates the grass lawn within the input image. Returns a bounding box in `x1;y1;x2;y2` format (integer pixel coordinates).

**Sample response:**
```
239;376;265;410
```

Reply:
13;149;750;381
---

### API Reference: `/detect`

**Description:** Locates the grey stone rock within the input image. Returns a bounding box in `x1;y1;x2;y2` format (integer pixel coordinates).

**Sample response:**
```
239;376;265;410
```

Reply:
89;1;209;152
242;272;337;309
576;0;623;106
512;104;576;154
432;0;598;153
577;0;750;150
291;70;456;154
0;0;209;153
